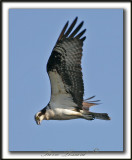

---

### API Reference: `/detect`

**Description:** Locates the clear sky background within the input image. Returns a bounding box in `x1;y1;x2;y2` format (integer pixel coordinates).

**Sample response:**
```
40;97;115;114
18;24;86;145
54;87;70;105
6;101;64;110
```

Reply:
9;9;123;151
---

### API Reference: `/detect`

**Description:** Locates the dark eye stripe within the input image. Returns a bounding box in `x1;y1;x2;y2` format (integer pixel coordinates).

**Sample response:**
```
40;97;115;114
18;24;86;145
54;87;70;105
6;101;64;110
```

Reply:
36;116;39;120
48;103;51;109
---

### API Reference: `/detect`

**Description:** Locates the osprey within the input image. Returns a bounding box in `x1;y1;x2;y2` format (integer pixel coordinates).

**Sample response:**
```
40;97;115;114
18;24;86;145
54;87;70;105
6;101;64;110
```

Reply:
35;17;110;125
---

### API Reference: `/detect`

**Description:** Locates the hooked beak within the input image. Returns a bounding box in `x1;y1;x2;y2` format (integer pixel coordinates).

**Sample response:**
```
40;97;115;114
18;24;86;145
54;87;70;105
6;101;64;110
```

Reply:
35;116;41;125
36;120;41;125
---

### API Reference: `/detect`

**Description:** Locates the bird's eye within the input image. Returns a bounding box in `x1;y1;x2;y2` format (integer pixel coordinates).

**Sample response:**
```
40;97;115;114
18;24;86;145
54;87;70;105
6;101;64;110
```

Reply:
36;116;39;121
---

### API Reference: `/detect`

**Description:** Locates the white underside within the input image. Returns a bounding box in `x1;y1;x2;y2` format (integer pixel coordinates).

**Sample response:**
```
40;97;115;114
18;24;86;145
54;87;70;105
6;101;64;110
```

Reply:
47;108;82;120
45;107;94;120
48;71;77;110
46;71;93;120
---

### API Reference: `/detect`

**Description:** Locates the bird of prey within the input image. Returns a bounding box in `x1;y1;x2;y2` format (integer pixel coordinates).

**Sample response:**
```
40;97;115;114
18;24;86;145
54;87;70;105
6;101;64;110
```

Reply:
35;17;110;125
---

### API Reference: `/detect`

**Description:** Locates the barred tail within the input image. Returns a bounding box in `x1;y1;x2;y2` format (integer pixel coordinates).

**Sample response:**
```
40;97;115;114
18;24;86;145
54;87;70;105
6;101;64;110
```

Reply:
89;112;111;120
82;96;110;120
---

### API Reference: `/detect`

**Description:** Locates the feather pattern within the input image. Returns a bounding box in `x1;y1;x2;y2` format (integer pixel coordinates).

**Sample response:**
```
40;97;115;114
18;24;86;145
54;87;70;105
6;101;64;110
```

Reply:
34;17;111;125
47;17;86;108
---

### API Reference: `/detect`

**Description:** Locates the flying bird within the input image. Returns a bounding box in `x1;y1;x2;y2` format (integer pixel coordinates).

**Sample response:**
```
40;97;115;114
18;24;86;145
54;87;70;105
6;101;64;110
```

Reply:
35;17;110;125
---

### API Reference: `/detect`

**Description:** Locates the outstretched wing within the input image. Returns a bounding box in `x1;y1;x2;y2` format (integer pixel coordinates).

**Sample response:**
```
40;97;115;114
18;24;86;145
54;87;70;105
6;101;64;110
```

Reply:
47;17;86;109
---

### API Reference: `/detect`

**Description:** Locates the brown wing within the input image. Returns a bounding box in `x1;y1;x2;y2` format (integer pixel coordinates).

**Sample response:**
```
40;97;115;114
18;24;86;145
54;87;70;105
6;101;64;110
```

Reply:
47;17;86;108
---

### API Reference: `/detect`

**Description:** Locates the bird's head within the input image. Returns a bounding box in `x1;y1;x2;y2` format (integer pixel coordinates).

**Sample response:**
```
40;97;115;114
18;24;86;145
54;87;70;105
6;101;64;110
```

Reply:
34;111;45;125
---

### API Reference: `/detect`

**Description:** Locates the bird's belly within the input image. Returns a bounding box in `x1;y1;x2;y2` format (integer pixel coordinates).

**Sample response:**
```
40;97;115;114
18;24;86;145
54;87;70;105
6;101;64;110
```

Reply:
50;108;82;120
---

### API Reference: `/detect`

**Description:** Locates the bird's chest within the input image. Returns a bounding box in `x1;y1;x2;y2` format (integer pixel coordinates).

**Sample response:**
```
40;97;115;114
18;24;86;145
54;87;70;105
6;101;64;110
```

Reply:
46;108;80;120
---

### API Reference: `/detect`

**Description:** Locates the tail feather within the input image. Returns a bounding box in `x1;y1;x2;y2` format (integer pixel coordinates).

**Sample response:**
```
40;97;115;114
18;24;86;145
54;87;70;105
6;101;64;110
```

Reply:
89;112;111;120
83;102;97;108
83;96;100;109
82;96;110;120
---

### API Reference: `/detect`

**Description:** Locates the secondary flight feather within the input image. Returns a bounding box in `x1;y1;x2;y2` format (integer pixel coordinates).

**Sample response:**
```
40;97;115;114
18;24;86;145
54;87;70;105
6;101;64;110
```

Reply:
35;17;110;125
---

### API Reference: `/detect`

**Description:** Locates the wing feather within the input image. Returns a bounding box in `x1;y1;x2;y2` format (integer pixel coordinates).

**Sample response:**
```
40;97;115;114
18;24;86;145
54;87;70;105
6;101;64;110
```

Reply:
57;21;69;41
75;29;86;38
69;21;84;38
47;17;86;109
64;17;78;38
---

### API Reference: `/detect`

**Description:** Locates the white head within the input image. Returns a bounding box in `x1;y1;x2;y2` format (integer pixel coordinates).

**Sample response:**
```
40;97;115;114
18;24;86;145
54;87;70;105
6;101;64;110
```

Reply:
34;107;47;125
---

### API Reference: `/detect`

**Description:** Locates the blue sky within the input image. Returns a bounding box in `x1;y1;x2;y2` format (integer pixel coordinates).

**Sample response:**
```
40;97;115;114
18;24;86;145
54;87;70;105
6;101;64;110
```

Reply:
9;9;123;151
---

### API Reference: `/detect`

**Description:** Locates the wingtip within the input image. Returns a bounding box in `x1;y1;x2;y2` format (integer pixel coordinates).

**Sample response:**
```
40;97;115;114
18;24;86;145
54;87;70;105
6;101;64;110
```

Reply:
73;17;77;21
81;21;84;25
65;21;69;29
73;17;78;24
79;21;84;28
75;16;78;20
66;21;69;25
81;36;86;41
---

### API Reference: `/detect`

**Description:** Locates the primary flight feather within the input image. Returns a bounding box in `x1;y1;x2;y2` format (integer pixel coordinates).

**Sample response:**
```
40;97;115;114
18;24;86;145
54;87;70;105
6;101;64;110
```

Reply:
35;17;110;125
